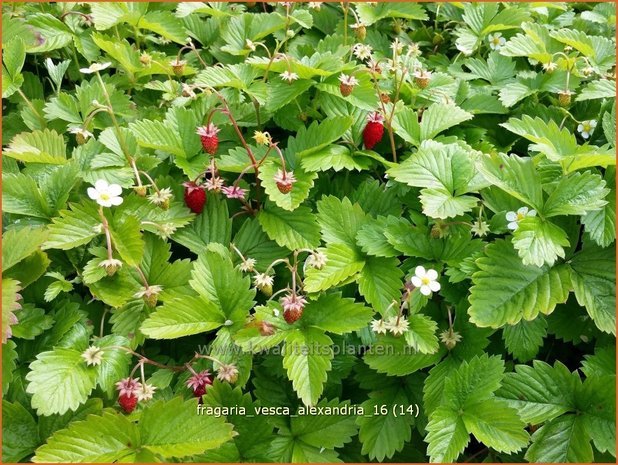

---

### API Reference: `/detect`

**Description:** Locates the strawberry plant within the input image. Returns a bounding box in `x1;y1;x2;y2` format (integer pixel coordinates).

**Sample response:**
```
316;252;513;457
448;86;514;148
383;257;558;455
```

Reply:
2;1;616;463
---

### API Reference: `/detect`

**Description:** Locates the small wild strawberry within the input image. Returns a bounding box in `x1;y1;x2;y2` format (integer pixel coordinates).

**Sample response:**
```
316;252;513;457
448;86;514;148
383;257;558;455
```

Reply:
380;93;391;104
363;112;385;150
183;181;207;214
281;293;308;324
338;74;359;97
170;58;186;77
414;70;432;89
186;370;213;398
196;123;220;155
352;22;367;41
273;169;297;194
118;393;138;413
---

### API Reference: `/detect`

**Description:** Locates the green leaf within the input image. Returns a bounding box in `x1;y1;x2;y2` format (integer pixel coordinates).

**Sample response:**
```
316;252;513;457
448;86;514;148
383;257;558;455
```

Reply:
2;400;39;463
285;116;354;158
128;119;185;157
364;335;444;376
356;217;399;258
503;317;547;362
43;202;101;250
512;216;570;267
468;239;571;328
316;195;367;248
576;79;616;101
419;103;474;141
282;328;333;406
2;38;26;98
172;195;231;254
290;398;358;449
25;348;97;416
258;205;321;250
496;360;577;425
525;415;593;463
543;171;609;217
189;249;255;324
569;244;616;335
232;218;287;272
301;293;373;334
388;141;481;219
32;411;139;463
425;406;469;463
304;243;365;293
357;382;417;461
300;144;372;173
462;398;529;453
2;340;18;395
4;129;67;164
94;335;131;395
442;354;505;409
140;295;225;339
356;2;427;26
258;161;317;211
477;152;543;211
140;397;235;458
576;376;616;457
404;314;439;355
2;226;48;271
11;304;53;339
582;167;616;247
2;173;50;218
358;256;403;313
109;215;144;267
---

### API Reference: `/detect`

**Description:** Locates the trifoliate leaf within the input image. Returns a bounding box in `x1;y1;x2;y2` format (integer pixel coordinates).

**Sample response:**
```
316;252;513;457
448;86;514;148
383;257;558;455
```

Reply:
468;239;571;328
258;205;321;250
25;348;97;416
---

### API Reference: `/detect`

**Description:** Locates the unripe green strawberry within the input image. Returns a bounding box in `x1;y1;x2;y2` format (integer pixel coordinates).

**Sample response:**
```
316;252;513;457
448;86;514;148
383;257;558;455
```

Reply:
558;90;573;107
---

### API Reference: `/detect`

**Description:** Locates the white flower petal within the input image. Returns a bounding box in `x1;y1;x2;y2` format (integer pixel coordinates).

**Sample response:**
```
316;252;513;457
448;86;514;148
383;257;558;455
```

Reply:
507;221;519;230
429;281;441;292
426;269;438;281
411;276;423;287
590;120;597;128
505;211;517;221
110;196;124;206
87;187;99;200
414;265;426;278
582;131;590;139
577;124;584;132
527;209;537;217
108;184;122;196
420;285;431;296
98;198;113;208
95;179;109;191
517;206;529;215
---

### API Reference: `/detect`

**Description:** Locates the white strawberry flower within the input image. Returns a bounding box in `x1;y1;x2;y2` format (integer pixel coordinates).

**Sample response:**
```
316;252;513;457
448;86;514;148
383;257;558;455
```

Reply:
506;206;537;231
488;32;506;50
280;70;299;82
148;188;173;206
577;120;597;139
306;250;328;270
80;62;111;74
253;272;274;288
81;346;104;366
87;179;123;207
411;266;441;296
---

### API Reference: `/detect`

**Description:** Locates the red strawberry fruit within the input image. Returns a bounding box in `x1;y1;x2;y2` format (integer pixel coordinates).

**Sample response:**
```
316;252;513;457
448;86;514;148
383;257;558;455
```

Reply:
363;112;385;150
183;181;207;214
118;394;138;413
196;123;220;155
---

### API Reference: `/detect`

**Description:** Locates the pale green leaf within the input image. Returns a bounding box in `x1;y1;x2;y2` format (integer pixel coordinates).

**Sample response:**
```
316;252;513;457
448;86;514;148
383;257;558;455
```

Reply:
258;205;321;250
512;217;569;267
4;129;66;164
259;161;317;211
301;293;373;334
404;314;439;355
316;195;367;248
304;243;365;293
358;256;403;313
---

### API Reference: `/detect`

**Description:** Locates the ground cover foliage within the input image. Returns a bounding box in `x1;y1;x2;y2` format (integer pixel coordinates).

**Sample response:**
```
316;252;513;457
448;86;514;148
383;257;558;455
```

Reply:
1;1;616;463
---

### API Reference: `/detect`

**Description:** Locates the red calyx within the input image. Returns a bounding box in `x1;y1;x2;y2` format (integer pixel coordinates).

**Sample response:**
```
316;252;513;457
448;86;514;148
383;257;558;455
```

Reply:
118;393;138;413
183;182;207;214
363;121;384;150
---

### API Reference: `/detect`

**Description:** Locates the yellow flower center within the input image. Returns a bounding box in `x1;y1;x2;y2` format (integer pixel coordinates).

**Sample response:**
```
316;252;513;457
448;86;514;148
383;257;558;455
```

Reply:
421;277;431;285
100;193;110;201
516;212;525;221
